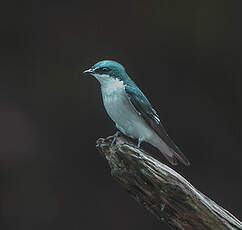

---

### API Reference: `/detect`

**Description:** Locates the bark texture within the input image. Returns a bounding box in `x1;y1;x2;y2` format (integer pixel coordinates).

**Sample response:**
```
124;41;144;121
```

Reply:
96;135;242;230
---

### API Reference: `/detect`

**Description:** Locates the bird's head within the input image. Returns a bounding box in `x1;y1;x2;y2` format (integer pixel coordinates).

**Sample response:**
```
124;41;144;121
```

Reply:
83;60;128;87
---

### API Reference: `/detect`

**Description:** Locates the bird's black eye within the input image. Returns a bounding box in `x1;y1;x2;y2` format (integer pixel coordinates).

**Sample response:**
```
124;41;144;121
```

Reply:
100;67;109;72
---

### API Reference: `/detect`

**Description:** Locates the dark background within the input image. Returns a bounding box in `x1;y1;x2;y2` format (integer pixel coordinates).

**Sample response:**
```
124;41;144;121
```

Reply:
1;0;242;229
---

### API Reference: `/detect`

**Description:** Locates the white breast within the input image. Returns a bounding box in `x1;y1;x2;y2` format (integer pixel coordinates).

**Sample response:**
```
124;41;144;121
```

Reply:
101;79;154;140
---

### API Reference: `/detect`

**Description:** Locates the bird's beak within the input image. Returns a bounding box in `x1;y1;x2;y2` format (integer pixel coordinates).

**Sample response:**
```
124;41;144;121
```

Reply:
82;69;94;76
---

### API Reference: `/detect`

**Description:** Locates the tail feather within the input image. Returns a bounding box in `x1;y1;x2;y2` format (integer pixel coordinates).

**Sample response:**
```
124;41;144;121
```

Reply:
162;152;179;165
152;138;190;166
169;148;190;166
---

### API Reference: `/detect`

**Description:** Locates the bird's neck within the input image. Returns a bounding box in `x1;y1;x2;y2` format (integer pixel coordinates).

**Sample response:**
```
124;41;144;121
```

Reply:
100;78;125;96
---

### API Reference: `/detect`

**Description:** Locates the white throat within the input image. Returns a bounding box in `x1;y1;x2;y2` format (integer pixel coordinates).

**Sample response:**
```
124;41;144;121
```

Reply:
93;74;124;91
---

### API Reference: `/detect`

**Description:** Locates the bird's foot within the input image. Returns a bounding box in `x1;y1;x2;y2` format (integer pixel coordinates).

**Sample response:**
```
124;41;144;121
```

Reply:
137;136;143;148
110;131;120;147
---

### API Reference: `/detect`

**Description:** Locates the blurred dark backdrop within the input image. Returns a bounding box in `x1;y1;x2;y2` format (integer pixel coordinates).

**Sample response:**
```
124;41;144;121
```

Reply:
1;0;242;229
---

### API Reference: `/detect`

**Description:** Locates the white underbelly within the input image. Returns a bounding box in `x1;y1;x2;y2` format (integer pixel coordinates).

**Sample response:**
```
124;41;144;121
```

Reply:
102;87;154;140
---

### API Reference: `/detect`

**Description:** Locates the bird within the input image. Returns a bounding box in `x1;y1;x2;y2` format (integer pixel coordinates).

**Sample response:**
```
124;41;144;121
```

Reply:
83;60;190;166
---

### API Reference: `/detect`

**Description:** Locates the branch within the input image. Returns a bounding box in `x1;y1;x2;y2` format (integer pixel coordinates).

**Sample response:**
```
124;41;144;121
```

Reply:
96;135;242;230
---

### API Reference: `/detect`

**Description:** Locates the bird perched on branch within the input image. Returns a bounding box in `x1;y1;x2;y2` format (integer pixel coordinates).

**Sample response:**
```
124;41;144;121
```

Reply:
83;60;190;166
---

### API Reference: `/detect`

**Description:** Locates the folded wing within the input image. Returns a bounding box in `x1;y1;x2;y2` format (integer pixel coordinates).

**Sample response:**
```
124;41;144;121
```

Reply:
125;84;190;166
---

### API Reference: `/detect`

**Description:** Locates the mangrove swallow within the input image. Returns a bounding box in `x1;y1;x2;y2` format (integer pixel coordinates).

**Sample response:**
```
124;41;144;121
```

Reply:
83;60;190;166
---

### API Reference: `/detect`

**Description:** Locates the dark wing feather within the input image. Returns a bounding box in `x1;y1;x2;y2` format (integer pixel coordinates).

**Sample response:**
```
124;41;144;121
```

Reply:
125;85;190;165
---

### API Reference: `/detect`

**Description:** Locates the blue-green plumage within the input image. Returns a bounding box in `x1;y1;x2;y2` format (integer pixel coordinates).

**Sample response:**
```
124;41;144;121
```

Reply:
83;60;190;166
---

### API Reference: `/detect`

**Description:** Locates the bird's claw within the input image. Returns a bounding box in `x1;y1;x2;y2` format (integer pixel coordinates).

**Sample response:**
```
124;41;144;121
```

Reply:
111;131;120;147
137;137;143;148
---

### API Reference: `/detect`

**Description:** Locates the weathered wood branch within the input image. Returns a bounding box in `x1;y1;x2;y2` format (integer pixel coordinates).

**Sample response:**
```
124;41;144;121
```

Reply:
96;135;242;230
